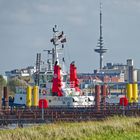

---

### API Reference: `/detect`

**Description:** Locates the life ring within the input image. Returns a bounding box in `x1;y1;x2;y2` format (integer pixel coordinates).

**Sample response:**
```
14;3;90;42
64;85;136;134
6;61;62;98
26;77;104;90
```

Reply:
42;89;47;95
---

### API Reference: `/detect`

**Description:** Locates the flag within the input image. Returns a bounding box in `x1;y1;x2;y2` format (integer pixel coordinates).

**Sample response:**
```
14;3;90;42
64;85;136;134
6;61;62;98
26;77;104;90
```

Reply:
50;38;54;43
58;31;64;39
60;38;66;43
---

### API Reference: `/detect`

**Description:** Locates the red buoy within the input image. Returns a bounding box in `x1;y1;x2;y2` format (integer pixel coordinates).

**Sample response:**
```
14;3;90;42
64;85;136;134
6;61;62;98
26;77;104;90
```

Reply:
119;97;128;106
39;99;48;109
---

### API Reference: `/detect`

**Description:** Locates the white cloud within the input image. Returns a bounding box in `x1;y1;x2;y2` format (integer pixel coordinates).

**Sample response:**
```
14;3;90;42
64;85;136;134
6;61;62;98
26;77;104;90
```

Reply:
0;1;34;24
12;9;32;24
37;1;86;16
112;0;140;8
36;1;88;26
66;16;86;26
1;0;140;74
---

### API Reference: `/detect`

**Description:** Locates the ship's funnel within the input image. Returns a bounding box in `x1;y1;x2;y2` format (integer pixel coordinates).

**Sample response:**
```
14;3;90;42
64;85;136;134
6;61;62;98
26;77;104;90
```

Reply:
70;62;80;92
52;61;63;96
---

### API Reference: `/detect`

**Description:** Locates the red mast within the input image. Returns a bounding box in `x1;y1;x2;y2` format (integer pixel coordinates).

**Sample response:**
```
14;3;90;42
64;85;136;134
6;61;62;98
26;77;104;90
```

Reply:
50;25;67;96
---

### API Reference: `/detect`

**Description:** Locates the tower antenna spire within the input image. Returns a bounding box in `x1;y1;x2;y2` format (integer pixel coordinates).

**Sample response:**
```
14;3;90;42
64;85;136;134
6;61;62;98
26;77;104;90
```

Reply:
100;2;102;38
94;2;107;69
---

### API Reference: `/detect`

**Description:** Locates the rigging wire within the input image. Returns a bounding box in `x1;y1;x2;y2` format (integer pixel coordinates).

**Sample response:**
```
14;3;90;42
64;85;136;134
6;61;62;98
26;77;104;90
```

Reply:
63;42;72;74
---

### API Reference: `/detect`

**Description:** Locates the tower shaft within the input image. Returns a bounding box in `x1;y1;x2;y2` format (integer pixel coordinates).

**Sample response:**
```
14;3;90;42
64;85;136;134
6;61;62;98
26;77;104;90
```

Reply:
100;53;103;69
94;2;107;69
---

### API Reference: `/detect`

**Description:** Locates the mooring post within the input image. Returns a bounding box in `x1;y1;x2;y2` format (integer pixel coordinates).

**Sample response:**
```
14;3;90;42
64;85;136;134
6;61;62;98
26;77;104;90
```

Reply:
3;87;9;109
41;101;44;120
95;85;101;112
101;85;107;112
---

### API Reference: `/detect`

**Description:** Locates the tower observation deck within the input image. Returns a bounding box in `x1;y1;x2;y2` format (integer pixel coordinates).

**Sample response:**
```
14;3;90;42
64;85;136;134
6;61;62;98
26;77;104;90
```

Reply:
94;3;107;69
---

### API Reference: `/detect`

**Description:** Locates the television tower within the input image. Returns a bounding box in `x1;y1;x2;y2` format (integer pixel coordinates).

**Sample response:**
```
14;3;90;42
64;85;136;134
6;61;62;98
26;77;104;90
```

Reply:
94;3;107;69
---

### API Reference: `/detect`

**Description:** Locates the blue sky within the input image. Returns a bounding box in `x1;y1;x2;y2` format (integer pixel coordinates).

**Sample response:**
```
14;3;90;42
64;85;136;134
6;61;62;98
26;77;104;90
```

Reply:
0;0;140;74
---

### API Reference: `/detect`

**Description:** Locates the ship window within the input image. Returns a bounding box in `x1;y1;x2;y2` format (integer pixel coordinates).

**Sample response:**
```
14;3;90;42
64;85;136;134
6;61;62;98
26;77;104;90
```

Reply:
39;89;41;93
63;101;65;104
47;75;53;82
72;98;74;102
49;100;51;103
63;75;67;82
67;102;70;106
20;97;22;100
40;84;46;88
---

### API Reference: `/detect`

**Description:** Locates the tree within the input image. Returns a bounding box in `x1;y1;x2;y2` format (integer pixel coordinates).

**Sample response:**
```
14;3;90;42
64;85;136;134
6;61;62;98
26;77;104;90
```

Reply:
0;75;6;89
7;77;27;94
0;75;6;100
